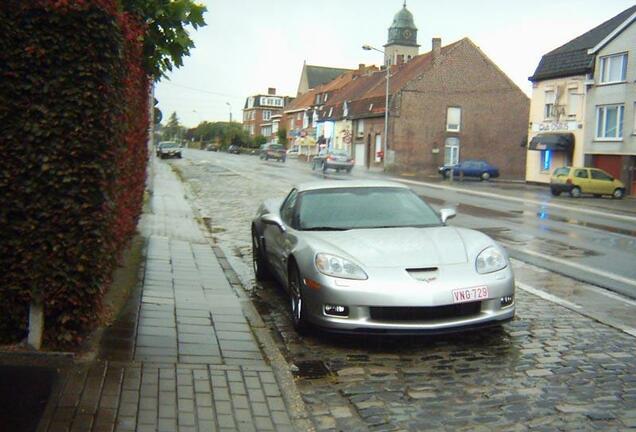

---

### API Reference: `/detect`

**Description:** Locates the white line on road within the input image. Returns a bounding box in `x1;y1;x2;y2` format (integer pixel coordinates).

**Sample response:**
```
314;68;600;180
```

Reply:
516;282;636;337
516;282;582;309
512;247;636;292
394;178;636;224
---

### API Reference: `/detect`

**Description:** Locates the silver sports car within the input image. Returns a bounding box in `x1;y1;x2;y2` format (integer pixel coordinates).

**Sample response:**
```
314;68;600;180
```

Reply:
251;180;515;334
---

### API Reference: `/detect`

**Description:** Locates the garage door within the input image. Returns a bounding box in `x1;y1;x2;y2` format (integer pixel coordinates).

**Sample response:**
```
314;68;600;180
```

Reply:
593;155;622;178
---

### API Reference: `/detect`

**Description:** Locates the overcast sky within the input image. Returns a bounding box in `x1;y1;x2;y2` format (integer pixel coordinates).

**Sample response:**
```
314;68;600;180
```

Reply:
154;0;635;128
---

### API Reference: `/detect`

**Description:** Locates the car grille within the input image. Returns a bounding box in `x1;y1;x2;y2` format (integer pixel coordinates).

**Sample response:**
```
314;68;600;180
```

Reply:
369;302;481;322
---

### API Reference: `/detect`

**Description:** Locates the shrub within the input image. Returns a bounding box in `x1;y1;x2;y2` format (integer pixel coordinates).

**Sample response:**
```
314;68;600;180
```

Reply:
0;0;148;347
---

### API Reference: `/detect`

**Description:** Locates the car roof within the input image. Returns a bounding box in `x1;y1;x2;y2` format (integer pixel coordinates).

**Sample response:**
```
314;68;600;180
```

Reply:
295;179;410;193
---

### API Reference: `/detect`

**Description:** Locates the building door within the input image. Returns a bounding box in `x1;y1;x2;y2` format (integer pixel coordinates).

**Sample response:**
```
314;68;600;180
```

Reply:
375;134;382;163
354;144;365;167
444;137;460;165
593;155;622;179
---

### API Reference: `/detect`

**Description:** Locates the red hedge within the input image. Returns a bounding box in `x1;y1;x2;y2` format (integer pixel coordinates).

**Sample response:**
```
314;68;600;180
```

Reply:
0;0;149;347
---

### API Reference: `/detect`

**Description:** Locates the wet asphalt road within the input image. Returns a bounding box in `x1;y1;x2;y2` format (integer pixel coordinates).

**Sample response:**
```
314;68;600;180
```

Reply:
179;148;636;299
167;149;636;431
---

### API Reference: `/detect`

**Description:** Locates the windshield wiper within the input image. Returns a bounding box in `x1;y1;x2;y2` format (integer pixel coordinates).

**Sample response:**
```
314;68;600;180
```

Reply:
303;226;349;231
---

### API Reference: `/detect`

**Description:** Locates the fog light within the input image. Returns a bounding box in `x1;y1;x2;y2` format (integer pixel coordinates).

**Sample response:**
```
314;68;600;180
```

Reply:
324;304;349;317
500;295;514;307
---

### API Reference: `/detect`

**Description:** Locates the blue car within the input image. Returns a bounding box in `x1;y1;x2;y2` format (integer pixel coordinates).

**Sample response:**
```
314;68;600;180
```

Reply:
439;160;499;181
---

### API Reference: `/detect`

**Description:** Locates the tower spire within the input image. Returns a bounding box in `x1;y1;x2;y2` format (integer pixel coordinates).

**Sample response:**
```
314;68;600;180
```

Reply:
403;1;406;7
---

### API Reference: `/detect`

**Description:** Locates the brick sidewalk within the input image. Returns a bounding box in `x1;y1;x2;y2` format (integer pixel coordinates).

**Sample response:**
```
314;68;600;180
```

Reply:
37;160;297;432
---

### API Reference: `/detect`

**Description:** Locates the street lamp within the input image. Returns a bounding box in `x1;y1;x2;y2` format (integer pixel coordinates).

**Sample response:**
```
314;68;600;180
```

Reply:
225;102;232;123
362;44;390;167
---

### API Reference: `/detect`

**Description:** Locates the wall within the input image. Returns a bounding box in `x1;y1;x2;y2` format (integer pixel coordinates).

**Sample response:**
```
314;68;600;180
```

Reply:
391;40;530;178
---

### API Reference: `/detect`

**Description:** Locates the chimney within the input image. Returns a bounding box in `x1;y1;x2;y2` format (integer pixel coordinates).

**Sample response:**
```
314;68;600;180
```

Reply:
268;87;276;95
432;38;441;59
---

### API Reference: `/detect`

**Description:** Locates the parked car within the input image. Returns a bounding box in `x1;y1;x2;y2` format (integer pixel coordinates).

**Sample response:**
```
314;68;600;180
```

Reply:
286;146;300;159
260;143;287;162
312;149;354;173
251;180;515;334
228;145;241;154
439;160;499;181
550;166;625;199
156;141;182;159
205;143;219;152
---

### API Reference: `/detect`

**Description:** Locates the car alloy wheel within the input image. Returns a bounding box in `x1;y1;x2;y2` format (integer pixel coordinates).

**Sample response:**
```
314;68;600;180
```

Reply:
613;188;624;200
252;230;269;281
288;265;309;334
570;187;581;198
481;172;491;181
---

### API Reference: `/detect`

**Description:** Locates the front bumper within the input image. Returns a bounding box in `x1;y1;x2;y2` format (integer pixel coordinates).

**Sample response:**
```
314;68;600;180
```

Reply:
300;263;515;333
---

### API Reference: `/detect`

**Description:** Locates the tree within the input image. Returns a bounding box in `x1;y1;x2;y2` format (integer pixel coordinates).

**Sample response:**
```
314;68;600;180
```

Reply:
277;128;288;146
121;0;207;81
162;112;184;141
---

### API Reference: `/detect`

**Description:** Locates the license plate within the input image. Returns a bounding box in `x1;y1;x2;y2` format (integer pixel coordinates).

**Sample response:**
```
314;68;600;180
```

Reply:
452;286;489;303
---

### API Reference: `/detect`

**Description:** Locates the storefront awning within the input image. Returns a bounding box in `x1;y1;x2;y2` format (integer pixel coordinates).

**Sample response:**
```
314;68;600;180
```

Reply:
528;133;574;152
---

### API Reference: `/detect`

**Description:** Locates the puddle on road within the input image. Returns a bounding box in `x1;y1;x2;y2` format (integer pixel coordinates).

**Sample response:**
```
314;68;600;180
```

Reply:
534;211;636;237
479;227;599;258
292;360;331;379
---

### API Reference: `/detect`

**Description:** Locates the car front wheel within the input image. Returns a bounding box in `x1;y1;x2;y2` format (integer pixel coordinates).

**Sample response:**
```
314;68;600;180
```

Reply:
481;172;491;181
288;264;309;334
570;186;581;198
613;188;625;200
252;230;270;281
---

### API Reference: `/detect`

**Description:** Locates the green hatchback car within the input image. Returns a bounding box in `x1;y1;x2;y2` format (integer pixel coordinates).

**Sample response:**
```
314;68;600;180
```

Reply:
550;167;625;199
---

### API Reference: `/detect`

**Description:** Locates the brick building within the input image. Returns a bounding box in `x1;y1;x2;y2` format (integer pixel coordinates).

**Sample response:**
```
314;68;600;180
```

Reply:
242;88;292;139
316;4;529;177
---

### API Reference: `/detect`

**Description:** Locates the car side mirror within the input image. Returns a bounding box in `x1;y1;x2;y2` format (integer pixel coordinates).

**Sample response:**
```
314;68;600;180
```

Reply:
440;208;456;224
261;213;286;233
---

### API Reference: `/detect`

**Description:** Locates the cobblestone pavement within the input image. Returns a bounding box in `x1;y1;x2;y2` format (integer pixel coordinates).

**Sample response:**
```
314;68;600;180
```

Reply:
175;158;636;432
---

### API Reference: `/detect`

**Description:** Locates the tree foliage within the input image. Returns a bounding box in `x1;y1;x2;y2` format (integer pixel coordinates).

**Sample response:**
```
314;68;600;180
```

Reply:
277;128;288;146
120;0;207;81
185;121;254;149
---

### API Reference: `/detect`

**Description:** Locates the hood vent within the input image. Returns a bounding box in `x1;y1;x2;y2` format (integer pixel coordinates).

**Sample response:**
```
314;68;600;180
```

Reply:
406;267;439;282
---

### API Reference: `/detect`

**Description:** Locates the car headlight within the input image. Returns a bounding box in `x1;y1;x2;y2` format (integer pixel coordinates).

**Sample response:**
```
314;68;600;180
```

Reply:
476;247;507;274
315;253;368;280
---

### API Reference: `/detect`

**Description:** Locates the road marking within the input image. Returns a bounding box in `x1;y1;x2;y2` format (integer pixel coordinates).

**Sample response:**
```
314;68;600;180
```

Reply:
394;178;636;224
511;247;636;292
517;281;636;337
516;282;582;309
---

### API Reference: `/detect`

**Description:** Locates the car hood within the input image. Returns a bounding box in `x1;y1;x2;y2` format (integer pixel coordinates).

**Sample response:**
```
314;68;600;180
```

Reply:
303;226;492;268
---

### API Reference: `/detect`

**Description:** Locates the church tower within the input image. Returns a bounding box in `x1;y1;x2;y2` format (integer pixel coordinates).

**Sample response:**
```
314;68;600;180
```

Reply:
384;2;419;66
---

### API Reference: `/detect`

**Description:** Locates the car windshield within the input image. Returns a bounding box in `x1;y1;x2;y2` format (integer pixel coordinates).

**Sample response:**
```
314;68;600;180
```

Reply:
331;150;348;157
160;142;177;149
298;187;442;230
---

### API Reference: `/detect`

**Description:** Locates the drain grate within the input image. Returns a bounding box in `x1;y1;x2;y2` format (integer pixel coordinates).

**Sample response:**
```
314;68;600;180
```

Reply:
292;360;331;379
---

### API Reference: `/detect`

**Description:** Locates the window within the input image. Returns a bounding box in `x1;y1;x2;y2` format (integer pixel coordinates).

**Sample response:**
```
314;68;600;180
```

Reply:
343;101;349;117
324;93;329;102
289;118;294;130
574;169;588;179
280;189;298;226
356;120;365;137
315;94;321;104
599;53;627;83
272;122;278;133
250;111;255;120
302;112;309;128
567;91;580;117
590;169;612;181
544;91;555;119
540;150;551;172
596;105;624;139
446;107;461;131
263;110;271;121
296;113;301;121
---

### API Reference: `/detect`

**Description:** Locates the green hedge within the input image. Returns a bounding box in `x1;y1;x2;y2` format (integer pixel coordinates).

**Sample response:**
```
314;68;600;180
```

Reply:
0;1;148;347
